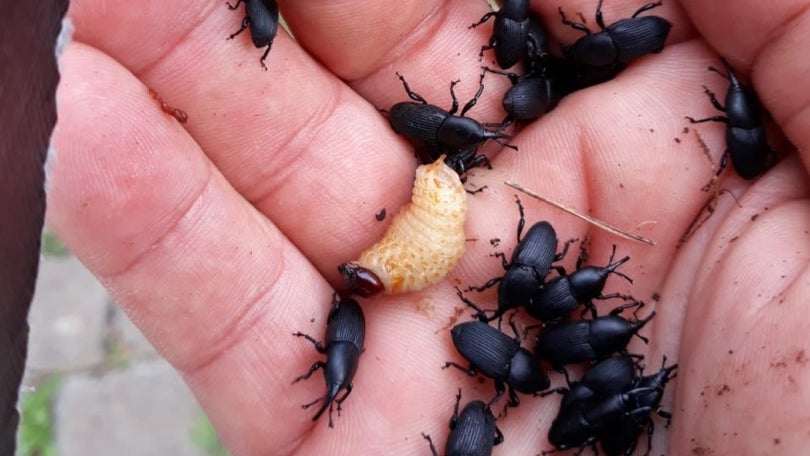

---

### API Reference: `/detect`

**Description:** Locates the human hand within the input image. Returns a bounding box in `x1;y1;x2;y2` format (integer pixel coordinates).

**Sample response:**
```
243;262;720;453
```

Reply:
48;0;810;454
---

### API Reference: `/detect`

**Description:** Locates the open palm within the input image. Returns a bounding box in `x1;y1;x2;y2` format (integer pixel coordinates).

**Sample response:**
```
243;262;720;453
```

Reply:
49;0;810;454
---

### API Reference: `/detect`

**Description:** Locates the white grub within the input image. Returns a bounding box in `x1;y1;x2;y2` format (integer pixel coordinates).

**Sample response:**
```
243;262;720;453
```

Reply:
347;156;467;295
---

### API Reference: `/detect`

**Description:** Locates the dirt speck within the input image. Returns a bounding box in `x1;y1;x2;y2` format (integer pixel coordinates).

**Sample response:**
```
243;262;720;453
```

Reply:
436;305;465;334
674;137;681;143
375;208;387;221
795;349;807;365
490;238;501;247
416;297;435;317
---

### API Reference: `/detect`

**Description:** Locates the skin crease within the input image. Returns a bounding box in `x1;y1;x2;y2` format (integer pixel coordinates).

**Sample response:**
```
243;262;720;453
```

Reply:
47;0;810;454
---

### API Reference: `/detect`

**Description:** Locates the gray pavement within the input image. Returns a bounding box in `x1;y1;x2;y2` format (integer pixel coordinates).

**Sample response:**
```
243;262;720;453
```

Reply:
19;248;222;456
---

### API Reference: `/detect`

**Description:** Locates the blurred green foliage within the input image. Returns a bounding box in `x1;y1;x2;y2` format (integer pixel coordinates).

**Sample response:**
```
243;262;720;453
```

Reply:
191;412;229;456
18;375;60;456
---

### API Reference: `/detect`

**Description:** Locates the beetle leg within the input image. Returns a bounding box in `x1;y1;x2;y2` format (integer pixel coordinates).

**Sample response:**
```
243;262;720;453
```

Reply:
469;11;496;29
513;194;526;241
555;237;578;263
465;185;487;195
465;275;502;293
506;316;522;345
488;380;506;409
448;79;461;114
642;419;655;456
447;388;462;430
460;71;487;116
421;433;440;456
228;17;251;40
482;66;521;85
594;0;607;30
300;395;323;409
259;44;271;71
443;361;477;377
539;386;570;397
522;322;543;339
707;65;729;80
609;299;644;316
292;331;326;353
705;87;727;112
335;384;353;412
575;237;590;270
292;360;325;384
493;424;505;445
580;301;598;319
559;7;592;35
686;114;728;125
395;72;428;104
715;151;729;177
225;0;243;10
455;287;495;322
631;1;663;19
478;40;496;62
506;385;521;407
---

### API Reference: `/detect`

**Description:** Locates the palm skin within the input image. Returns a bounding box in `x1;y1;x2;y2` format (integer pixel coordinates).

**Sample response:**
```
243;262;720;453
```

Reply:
48;0;810;454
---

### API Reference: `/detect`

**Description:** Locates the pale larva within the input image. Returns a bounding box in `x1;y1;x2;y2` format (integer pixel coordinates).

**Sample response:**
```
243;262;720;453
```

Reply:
339;156;467;296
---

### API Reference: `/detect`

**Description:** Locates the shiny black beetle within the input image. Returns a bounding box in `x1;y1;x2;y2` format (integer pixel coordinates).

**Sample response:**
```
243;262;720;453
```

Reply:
686;60;775;180
386;72;517;176
526;244;633;324
559;0;671;68
461;196;573;322
226;0;279;70
599;359;677;456
483;66;567;124
542;355;639;410
534;302;654;370
423;389;503;456
470;0;531;70
292;295;365;427
444;319;550;406
545;383;659;453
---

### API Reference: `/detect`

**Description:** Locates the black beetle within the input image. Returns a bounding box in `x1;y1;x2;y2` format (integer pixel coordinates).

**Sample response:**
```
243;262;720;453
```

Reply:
545;382;659;453
559;0;671;68
534;302;654;370
292;295;365;427
686;60;775;180
526;244;634;324
386;71;517;176
422;389;504;456
444;318;550;406
461;196;574;323
483;66;566;124
226;0;279;71
542;355;639;410
524;11;550;71
599;358;677;456
470;0;531;70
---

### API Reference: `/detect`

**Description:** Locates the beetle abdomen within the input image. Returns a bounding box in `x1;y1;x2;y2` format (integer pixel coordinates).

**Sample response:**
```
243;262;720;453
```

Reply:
353;156;467;294
609;16;671;63
388;103;447;146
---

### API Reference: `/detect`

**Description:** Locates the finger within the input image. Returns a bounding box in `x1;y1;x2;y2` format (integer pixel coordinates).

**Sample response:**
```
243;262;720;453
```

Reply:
49;43;338;454
680;0;810;171
673;156;810;454
67;0;424;286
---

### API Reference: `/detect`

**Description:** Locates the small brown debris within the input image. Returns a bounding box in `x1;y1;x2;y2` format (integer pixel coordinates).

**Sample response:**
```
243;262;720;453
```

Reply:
148;88;188;123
